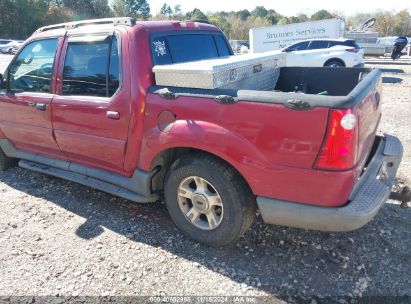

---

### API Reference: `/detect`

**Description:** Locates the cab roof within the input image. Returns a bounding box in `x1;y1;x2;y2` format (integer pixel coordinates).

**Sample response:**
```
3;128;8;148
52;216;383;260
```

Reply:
32;17;220;39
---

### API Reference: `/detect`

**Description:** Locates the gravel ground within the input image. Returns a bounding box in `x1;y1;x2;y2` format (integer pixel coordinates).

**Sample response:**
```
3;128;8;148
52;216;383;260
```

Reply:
0;55;410;301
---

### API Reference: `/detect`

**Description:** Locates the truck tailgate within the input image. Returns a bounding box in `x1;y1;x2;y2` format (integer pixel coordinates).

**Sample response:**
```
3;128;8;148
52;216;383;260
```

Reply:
353;75;382;173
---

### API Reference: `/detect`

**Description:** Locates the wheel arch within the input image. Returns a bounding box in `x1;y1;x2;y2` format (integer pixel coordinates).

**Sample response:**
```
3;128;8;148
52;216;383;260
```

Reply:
139;120;272;196
149;146;254;196
324;57;346;67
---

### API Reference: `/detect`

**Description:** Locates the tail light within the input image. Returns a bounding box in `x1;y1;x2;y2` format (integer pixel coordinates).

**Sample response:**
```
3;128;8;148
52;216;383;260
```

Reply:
314;109;359;170
346;48;359;53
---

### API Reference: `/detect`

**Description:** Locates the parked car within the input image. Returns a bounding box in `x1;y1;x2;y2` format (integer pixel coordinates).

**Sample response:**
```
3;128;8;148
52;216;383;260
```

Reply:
0;18;404;246
0;40;23;54
0;41;14;54
281;38;364;67
0;39;12;46
10;40;24;54
230;40;250;54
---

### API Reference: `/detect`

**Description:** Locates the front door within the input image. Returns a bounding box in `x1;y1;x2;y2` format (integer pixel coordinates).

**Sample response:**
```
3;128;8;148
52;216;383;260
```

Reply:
0;38;64;158
52;32;130;173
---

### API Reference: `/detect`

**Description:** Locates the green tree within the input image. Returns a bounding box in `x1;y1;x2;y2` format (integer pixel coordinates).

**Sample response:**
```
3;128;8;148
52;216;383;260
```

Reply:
209;12;231;36
252;6;267;18
288;16;301;23
92;0;113;17
374;11;395;36
63;0;112;19
297;14;309;23
112;0;128;16
0;0;17;38
228;16;248;40
311;9;334;21
160;3;172;17
392;10;411;36
237;9;251;21
277;17;290;25
6;0;50;38
186;8;208;21
112;0;150;20
44;3;73;25
266;9;282;25
172;4;183;19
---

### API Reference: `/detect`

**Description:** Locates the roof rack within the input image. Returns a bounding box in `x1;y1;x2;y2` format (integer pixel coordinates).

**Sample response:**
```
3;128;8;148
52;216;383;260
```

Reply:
34;17;136;34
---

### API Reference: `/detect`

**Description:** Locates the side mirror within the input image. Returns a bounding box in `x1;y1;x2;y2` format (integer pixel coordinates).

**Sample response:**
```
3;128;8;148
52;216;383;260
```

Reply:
0;73;4;89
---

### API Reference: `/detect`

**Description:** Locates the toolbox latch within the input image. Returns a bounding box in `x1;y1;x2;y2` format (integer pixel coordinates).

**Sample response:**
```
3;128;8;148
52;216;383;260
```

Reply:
157;88;177;100
214;95;237;104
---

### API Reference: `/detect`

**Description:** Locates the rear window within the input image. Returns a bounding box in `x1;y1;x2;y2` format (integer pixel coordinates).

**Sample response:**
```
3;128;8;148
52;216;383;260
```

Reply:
329;40;361;49
344;40;362;49
152;34;231;65
308;40;329;50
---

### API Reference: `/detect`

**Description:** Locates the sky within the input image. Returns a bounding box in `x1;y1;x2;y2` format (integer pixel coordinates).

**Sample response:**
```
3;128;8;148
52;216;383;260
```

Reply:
148;0;411;16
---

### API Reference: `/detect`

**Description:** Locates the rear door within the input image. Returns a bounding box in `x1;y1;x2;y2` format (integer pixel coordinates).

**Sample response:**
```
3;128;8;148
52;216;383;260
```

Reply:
0;37;65;157
52;31;131;173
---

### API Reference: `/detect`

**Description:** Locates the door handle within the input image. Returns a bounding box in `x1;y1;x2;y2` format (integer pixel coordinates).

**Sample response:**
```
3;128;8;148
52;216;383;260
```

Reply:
27;101;36;107
106;111;120;120
35;103;47;111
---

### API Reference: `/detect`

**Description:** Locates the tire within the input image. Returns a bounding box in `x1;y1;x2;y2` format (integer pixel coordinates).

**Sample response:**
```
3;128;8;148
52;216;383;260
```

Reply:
164;154;256;246
325;59;345;68
0;148;17;171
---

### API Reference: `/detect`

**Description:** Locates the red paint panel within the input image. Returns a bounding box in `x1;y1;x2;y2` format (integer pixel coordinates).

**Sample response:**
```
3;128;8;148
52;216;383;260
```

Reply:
0;35;66;158
54;130;126;172
138;94;358;207
122;25;156;174
355;81;382;172
0;93;63;156
141;94;328;169
52;28;131;173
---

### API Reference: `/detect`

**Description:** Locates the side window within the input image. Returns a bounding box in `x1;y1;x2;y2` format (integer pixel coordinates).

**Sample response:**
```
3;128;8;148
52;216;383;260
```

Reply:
308;41;329;50
62;35;120;98
8;38;58;93
214;35;231;57
288;41;309;52
328;41;338;48
108;37;120;96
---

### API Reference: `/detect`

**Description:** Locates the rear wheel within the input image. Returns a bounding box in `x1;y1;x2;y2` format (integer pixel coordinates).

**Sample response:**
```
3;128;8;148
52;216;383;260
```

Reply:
164;154;256;246
325;59;345;67
0;149;17;171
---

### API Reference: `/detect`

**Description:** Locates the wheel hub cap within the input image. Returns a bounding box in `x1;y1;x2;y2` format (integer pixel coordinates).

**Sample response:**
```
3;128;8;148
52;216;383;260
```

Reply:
192;194;209;213
177;176;224;230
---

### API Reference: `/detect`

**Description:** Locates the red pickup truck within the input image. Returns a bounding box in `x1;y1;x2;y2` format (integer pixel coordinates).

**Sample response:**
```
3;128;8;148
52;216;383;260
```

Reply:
0;18;404;246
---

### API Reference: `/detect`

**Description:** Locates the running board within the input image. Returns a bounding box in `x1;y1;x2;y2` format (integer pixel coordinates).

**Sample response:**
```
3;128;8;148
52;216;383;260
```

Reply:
18;160;155;203
0;139;158;199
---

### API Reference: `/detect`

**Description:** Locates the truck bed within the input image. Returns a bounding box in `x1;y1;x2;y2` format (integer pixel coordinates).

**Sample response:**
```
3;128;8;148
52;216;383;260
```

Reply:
151;67;380;108
147;67;382;207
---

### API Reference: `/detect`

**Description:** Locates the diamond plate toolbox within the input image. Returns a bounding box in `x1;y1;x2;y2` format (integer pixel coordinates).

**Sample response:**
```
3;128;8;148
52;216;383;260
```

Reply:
153;51;286;90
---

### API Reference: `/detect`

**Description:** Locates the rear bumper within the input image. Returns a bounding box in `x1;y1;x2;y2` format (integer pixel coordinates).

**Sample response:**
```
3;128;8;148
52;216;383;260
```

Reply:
256;134;403;232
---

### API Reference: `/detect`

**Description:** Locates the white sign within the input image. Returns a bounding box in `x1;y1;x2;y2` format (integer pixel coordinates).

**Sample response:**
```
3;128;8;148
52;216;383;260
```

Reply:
250;19;345;53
